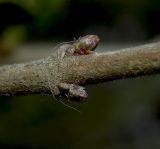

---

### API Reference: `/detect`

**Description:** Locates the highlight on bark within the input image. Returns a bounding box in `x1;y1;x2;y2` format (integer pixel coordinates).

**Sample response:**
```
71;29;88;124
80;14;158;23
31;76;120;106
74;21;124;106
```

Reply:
0;35;160;103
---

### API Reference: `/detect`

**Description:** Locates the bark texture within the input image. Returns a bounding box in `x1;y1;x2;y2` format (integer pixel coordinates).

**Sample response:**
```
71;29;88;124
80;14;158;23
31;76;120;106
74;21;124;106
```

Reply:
0;42;160;98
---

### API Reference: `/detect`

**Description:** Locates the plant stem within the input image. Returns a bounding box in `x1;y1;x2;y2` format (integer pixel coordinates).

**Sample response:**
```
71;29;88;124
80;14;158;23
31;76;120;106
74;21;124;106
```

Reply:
0;42;160;97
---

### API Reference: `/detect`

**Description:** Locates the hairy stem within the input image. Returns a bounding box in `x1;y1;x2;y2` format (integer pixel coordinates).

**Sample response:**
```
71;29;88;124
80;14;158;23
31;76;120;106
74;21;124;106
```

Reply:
0;42;160;97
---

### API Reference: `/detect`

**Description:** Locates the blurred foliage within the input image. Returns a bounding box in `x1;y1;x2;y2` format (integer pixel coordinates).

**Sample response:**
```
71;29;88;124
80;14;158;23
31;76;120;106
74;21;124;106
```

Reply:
0;41;12;61
0;0;159;148
0;0;159;40
0;0;68;39
2;25;27;45
0;0;66;15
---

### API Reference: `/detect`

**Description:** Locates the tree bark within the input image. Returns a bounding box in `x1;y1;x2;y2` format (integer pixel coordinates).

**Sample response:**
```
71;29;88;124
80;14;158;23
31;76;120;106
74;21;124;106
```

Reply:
0;42;160;97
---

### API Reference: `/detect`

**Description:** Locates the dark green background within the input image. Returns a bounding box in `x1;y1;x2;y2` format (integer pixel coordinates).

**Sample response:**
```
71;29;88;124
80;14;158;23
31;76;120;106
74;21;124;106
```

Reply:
0;0;160;148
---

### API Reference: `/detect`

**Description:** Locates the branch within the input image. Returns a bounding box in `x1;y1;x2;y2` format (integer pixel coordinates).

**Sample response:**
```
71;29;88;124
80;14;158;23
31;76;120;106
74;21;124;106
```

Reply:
0;41;160;100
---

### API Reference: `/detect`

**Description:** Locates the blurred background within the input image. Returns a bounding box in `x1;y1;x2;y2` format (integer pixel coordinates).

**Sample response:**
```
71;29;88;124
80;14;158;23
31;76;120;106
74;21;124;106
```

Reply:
0;0;160;148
